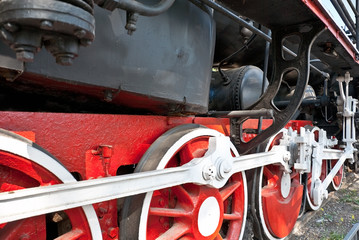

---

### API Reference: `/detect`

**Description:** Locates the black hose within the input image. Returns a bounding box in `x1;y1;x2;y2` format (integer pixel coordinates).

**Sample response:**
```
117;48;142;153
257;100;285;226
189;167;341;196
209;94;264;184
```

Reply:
218;28;258;84
256;30;271;152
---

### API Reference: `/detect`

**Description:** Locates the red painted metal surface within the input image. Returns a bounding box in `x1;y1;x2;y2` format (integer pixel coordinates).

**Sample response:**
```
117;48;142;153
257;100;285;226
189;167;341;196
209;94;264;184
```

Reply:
145;134;246;239
0;113;230;180
0;151;92;240
259;131;303;238
261;165;303;238
0;112;231;239
0;112;316;239
241;120;311;238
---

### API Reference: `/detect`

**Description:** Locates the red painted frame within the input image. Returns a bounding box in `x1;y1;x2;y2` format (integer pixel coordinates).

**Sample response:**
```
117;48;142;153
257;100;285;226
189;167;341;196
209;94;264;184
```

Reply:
0;111;312;239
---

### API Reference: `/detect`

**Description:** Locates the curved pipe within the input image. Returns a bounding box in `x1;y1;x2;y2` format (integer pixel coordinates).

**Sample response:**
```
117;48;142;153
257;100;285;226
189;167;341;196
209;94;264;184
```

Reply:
97;0;175;16
119;0;175;16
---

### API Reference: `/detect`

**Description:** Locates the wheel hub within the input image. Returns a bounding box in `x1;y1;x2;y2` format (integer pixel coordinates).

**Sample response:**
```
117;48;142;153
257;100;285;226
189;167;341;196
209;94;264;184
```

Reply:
197;196;221;237
280;172;291;198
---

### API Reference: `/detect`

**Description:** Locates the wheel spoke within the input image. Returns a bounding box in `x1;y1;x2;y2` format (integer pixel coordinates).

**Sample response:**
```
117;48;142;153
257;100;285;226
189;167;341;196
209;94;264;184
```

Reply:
156;222;190;240
171;185;194;207
214;233;224;240
0;183;24;191
121;128;247;240
179;139;208;165
263;167;275;179
223;213;242;221
0;148;97;240
226;220;243;240
291;171;299;179
149;207;190;218
54;228;84;240
220;181;241;201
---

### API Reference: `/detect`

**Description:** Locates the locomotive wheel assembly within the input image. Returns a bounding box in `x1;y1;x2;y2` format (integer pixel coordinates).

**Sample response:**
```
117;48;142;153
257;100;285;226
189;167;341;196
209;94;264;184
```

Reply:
255;132;303;240
305;127;328;211
306;161;327;211
0;129;101;239
121;125;247;239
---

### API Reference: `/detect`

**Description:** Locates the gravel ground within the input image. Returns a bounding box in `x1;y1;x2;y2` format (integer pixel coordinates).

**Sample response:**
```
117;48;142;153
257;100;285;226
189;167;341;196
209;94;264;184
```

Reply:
289;170;359;240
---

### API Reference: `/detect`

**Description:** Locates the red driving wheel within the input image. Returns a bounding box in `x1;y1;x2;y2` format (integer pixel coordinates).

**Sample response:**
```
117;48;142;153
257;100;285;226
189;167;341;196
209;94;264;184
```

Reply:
256;131;303;240
121;125;247;240
0;151;93;239
0;130;101;239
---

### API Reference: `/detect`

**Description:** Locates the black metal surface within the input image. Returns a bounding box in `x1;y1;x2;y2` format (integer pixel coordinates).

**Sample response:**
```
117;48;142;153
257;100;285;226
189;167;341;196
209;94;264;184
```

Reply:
0;0;215;114
0;0;95;64
233;21;325;154
209;66;268;111
206;0;329;79
218;0;317;28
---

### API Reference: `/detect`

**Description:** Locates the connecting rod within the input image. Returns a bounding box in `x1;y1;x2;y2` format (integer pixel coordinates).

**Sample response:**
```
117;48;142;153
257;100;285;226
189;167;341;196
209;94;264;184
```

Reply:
0;136;289;224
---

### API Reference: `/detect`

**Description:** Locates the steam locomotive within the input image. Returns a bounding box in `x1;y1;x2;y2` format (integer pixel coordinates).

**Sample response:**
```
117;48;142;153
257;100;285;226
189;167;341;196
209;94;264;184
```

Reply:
0;0;358;239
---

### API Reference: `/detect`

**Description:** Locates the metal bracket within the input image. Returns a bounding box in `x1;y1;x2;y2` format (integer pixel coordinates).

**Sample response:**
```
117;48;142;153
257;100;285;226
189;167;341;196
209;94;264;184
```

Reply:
0;54;23;82
234;21;325;154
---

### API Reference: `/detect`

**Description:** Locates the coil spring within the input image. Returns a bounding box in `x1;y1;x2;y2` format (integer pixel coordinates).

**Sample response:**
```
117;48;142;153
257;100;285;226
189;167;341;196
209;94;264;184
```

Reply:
58;0;95;14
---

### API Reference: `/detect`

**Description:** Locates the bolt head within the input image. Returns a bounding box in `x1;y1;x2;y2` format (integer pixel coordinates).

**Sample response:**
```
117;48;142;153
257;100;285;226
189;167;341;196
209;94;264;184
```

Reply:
3;22;18;32
56;55;74;66
107;227;117;238
80;38;92;47
40;20;53;30
283;152;291;161
222;160;232;173
16;50;34;62
20;234;30;240
75;29;86;39
202;164;216;181
104;90;113;102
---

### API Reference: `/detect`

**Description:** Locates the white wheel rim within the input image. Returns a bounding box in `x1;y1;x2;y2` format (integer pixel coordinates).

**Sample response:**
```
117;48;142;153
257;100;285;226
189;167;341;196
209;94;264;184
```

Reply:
259;129;288;240
138;128;247;240
0;131;102;240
